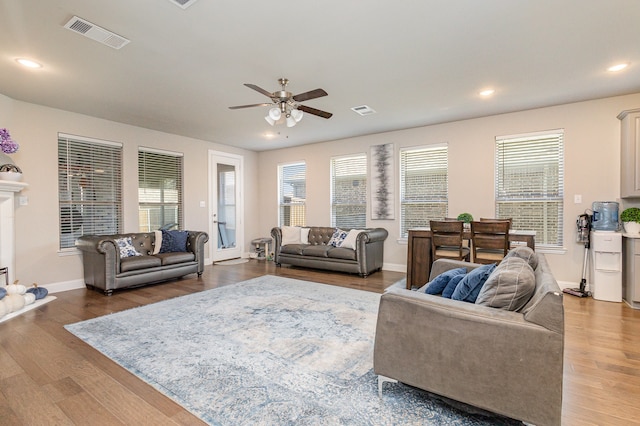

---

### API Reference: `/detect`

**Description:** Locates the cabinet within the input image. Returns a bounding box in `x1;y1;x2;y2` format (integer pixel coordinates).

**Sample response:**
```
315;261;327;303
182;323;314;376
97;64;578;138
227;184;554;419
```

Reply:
619;108;640;198
622;236;640;309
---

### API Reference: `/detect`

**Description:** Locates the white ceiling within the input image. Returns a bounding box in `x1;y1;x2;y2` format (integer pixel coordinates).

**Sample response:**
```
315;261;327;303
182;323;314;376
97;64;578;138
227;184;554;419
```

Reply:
1;0;639;151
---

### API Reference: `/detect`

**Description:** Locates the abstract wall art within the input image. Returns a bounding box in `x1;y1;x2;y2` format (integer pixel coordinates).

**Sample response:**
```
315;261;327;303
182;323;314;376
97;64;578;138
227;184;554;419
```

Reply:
370;143;395;220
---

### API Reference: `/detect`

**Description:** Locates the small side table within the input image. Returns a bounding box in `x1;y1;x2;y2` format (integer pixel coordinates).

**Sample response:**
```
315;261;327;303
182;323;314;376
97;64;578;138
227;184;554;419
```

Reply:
0;267;7;286
251;237;272;260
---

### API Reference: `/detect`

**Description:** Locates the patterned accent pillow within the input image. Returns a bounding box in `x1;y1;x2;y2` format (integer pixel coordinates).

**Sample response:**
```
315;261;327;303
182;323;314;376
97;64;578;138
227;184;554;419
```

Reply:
115;237;142;258
328;229;349;247
160;230;189;253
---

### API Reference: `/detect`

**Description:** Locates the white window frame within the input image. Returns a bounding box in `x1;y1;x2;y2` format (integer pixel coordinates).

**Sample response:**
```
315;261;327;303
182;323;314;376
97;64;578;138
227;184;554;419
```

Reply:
57;133;123;251
330;153;367;229
278;161;306;227
399;143;448;238
138;147;184;232
495;129;564;248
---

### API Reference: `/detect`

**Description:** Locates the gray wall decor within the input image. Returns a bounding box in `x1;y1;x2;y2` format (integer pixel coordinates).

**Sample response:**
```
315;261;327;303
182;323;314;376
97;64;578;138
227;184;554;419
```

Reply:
371;143;395;220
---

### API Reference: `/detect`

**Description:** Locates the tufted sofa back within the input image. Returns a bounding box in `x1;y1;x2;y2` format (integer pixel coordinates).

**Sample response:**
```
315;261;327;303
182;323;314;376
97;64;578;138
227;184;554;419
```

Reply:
307;227;338;245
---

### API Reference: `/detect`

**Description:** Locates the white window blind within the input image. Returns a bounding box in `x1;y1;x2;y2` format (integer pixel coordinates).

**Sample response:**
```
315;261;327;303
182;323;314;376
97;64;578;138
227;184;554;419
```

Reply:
57;133;123;250
400;144;448;237
278;162;306;227
495;130;564;247
330;154;367;229
138;148;184;232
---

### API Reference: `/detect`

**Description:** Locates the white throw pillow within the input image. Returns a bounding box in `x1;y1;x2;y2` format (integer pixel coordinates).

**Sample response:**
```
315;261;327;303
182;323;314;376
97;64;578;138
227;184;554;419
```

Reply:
301;227;310;244
340;229;364;249
153;230;162;255
281;226;302;245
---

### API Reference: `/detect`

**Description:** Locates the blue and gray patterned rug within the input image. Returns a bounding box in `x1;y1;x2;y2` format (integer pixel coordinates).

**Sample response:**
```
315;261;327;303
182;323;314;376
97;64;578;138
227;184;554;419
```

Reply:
65;275;519;425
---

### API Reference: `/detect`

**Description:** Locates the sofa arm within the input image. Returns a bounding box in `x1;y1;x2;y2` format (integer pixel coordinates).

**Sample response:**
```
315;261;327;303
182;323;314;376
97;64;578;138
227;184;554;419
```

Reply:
374;288;563;426
271;227;283;263
187;231;209;273
358;228;388;244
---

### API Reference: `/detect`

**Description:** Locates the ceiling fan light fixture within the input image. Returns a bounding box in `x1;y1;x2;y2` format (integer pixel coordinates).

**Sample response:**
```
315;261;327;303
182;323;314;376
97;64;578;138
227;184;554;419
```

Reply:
291;109;303;122
286;115;297;127
265;115;276;126
268;107;282;120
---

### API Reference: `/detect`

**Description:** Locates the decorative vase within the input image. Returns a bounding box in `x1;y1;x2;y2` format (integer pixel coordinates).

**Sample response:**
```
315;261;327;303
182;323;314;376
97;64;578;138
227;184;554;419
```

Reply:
623;221;640;235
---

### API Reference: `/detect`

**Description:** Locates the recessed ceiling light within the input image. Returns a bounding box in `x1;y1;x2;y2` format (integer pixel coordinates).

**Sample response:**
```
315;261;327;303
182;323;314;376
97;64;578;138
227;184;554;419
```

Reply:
479;89;495;97
607;63;629;72
16;58;42;69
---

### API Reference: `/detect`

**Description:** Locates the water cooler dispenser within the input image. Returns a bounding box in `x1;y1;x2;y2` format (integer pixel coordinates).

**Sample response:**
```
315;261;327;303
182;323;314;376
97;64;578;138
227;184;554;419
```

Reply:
590;230;623;302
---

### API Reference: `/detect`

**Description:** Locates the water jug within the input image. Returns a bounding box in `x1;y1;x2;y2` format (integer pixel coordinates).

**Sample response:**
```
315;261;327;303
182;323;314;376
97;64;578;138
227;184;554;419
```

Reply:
591;201;619;231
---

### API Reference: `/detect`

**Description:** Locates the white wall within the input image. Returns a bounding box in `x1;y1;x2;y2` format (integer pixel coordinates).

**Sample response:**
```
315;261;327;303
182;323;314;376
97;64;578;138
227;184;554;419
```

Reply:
258;92;640;284
4;98;259;290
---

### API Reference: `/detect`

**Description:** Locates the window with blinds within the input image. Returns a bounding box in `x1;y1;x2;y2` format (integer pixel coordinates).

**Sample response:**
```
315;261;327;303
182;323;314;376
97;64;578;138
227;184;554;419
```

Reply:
495;130;564;247
278;162;306;227
400;144;448;237
58;134;123;250
138;148;183;232
331;154;367;228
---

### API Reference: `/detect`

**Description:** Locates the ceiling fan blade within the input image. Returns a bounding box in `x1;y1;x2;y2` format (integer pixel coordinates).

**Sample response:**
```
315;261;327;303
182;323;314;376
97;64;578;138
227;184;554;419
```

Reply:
297;105;333;119
292;88;328;102
228;103;272;110
244;83;274;98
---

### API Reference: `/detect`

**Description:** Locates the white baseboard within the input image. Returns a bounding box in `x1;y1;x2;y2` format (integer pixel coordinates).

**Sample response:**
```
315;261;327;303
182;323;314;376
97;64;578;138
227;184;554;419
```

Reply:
382;262;406;273
45;279;85;294
557;280;591;292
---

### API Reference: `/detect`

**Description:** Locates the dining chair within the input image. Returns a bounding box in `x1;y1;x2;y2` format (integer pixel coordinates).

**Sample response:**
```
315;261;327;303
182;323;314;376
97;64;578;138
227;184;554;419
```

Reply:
471;220;511;264
480;218;514;247
430;220;471;262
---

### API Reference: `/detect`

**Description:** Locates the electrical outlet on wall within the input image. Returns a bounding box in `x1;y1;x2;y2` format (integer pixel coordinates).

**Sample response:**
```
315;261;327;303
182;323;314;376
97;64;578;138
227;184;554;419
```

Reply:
574;194;582;204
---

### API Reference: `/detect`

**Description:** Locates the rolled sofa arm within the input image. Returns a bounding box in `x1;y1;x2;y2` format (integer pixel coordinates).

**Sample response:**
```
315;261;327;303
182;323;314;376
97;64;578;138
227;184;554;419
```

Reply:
187;231;209;273
358;227;388;243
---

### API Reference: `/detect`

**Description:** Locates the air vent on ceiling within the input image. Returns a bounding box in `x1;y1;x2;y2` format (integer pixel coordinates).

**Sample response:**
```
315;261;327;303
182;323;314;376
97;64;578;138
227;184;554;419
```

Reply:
63;16;130;49
168;0;199;9
350;105;377;116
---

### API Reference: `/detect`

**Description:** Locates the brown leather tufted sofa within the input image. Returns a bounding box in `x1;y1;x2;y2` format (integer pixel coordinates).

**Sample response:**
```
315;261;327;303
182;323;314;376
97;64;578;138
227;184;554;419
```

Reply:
271;226;388;277
75;231;208;295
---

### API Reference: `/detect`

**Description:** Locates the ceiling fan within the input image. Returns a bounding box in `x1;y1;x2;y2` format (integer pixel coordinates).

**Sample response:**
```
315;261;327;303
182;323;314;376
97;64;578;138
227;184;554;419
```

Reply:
229;78;332;127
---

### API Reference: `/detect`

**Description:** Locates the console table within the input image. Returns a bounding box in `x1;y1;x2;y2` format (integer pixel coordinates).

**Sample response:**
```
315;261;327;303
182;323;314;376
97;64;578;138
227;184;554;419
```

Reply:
406;228;536;290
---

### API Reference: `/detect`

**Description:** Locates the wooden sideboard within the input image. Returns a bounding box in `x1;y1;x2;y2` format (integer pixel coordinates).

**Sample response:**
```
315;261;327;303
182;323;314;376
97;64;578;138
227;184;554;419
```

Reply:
406;228;536;290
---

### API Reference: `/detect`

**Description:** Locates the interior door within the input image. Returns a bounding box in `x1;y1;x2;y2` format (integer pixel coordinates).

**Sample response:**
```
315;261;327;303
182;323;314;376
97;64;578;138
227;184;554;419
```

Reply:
209;151;243;262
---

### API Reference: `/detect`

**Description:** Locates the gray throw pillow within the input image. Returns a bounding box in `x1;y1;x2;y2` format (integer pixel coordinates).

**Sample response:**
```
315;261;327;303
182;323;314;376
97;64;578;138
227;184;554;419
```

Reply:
475;257;535;311
503;246;538;270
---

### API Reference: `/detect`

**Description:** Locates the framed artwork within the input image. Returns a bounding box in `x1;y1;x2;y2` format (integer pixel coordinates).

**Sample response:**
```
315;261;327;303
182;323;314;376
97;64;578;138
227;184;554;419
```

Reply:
370;143;394;220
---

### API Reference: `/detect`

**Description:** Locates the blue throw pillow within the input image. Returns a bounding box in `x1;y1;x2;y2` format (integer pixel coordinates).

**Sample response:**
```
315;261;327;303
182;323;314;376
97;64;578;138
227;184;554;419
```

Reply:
160;230;189;253
442;274;466;298
451;263;497;303
425;267;467;295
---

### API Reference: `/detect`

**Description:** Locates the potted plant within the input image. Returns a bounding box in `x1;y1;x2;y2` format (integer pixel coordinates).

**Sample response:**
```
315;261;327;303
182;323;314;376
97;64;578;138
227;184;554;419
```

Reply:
456;213;473;229
621;207;640;234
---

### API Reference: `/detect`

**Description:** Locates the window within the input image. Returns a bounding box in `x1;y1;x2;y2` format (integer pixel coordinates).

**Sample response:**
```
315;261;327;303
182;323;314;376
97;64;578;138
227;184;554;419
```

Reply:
495;130;564;247
58;134;123;250
138;148;183;232
278;162;306;226
400;144;448;237
331;154;367;228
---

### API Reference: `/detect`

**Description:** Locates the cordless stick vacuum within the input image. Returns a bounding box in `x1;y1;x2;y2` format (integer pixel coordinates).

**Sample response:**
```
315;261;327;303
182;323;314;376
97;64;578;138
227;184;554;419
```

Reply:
563;213;592;297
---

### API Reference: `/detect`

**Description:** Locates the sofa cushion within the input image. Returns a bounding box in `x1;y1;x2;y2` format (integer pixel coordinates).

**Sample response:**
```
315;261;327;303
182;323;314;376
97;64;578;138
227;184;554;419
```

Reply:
503;246;538;270
340;229;364;249
442;274;466;298
425;267;466;295
280;244;306;255
160;230;189;253
328;229;348;247
476;257;536;311
301;227;311;244
152;230;162;254
281;226;302;245
302;245;332;257
120;255;162;272
155;252;195;266
115;237;142;258
327;247;357;261
451;263;496;303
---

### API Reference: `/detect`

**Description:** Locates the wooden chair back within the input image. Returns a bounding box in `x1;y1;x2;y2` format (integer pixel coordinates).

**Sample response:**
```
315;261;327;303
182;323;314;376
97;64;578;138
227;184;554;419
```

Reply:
471;220;510;264
430;220;470;262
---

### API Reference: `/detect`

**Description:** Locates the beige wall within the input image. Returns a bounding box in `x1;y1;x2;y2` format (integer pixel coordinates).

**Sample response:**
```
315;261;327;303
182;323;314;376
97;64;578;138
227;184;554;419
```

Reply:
4;98;259;288
258;92;640;284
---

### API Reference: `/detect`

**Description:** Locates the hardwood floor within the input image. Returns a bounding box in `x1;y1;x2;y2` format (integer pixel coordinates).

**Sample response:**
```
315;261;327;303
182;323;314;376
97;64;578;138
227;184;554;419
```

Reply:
0;260;639;425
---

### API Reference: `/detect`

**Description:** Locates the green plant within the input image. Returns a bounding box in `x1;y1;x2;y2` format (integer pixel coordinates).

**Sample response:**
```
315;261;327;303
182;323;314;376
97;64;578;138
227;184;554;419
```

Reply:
456;212;473;223
621;207;640;223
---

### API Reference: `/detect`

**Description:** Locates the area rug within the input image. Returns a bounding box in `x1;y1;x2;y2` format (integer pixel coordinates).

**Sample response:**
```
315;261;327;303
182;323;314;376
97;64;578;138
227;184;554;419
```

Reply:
64;276;518;425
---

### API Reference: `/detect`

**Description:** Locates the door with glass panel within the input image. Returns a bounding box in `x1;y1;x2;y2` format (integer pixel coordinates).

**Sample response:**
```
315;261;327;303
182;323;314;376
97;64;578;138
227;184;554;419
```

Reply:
209;151;243;262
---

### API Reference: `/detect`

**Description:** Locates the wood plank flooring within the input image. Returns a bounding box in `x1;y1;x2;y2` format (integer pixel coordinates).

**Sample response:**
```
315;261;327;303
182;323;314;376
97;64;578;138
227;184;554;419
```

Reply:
0;260;639;425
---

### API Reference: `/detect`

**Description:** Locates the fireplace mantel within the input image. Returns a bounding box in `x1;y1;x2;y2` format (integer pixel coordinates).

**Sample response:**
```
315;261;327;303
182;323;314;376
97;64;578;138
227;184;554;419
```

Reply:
0;179;28;284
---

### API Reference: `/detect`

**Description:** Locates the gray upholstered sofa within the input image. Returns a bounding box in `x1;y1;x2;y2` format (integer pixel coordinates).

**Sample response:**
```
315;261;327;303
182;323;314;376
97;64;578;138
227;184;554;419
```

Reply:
271;226;388;277
76;231;208;295
374;252;564;426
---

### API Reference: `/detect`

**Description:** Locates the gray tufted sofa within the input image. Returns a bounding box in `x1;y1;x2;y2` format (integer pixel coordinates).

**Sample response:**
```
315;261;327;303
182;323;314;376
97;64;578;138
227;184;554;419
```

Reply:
75;231;208;295
374;253;564;425
271;226;388;277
